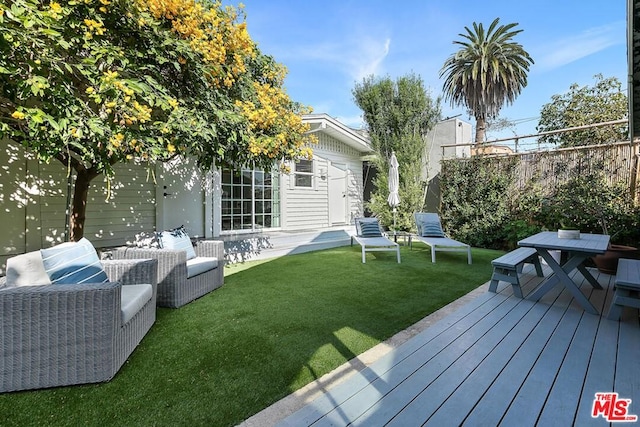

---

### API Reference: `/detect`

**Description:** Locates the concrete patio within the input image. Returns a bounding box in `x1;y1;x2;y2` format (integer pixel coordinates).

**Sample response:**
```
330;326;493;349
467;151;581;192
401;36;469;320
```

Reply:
242;263;639;426
220;226;353;264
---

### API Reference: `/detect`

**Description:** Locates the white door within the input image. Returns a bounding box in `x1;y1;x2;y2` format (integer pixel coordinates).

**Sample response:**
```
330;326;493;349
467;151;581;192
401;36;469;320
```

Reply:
329;162;347;225
158;157;206;237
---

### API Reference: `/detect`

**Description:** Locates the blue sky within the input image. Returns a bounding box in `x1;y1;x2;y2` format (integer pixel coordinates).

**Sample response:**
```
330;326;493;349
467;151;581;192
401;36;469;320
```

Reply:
232;0;626;146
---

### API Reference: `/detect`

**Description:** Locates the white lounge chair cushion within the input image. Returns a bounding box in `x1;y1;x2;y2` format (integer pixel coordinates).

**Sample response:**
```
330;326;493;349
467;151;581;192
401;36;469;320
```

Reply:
354;236;397;247
121;284;153;324
186;257;219;278
416;236;468;247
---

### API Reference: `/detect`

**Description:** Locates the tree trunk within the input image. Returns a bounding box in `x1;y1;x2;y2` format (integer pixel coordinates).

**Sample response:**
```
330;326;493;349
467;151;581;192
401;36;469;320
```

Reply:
474;116;486;145
69;169;98;242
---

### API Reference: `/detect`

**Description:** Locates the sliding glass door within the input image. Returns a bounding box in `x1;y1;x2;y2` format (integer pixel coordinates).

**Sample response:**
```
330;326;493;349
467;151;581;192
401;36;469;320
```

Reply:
220;167;280;232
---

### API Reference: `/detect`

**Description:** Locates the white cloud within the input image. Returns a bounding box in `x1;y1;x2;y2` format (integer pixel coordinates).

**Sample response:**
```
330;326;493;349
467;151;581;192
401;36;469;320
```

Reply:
535;21;624;71
283;35;391;82
350;37;391;81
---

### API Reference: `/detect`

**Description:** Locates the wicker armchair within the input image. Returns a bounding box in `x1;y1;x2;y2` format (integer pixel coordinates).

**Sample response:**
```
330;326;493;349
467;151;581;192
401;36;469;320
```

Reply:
110;240;224;308
0;258;158;393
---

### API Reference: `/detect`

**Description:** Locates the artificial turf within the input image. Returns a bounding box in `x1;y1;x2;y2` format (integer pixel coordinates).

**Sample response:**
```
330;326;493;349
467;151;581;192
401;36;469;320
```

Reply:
0;243;501;426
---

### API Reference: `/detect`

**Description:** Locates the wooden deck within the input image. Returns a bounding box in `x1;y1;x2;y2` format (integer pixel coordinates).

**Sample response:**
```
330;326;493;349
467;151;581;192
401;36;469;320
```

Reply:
277;265;640;426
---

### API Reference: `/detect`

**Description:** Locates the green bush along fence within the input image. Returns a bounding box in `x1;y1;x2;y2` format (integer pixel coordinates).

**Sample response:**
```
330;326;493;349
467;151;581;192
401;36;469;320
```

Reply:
440;141;640;250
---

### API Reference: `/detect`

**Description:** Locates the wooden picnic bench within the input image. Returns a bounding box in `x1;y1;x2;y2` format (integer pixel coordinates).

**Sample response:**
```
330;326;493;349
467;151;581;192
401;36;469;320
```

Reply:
607;258;640;320
489;247;544;298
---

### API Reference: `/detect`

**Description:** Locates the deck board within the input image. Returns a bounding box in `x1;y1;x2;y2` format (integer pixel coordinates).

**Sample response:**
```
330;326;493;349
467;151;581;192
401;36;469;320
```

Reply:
424;297;543;426
463;291;572;425
277;264;640;427
374;298;525;426
317;295;521;425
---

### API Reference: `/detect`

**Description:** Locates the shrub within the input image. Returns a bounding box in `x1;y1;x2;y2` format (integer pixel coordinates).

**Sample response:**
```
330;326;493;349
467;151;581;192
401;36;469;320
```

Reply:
440;152;640;249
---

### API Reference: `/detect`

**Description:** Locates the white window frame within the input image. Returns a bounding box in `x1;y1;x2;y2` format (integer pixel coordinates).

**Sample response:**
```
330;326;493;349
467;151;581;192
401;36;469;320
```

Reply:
220;167;280;233
293;159;314;188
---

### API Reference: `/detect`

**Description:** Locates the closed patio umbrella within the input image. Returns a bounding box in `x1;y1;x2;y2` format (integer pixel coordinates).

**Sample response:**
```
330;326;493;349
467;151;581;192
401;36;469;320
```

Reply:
387;151;400;233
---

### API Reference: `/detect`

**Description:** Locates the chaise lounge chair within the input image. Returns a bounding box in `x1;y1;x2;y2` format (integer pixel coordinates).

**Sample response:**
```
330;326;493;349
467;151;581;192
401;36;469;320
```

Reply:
351;217;401;263
414;212;472;264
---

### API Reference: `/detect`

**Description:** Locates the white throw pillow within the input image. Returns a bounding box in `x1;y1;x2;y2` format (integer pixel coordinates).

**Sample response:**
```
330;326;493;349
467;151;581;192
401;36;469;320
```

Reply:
6;250;51;287
158;226;197;260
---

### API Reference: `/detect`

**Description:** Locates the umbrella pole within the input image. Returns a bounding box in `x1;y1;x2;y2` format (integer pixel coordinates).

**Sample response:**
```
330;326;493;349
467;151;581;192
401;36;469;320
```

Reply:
393;207;396;235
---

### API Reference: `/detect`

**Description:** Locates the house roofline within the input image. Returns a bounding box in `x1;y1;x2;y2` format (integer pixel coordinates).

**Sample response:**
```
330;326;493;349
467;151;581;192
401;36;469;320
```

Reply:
303;113;373;153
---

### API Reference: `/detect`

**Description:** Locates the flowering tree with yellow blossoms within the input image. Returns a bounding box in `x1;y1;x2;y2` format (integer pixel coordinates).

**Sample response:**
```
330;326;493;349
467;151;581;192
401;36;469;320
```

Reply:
0;0;314;240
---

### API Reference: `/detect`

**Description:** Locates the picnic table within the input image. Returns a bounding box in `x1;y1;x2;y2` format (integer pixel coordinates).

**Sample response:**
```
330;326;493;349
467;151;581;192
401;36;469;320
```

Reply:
518;231;610;315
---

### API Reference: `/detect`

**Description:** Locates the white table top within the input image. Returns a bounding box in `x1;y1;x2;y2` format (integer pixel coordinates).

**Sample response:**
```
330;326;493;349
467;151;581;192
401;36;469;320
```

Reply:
518;231;610;255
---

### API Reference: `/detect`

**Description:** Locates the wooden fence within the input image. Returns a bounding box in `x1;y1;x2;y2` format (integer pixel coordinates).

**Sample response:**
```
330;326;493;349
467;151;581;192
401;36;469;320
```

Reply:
447;141;640;202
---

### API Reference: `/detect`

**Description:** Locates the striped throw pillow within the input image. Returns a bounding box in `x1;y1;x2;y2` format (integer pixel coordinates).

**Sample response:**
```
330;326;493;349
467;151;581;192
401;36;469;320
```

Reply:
40;238;109;285
359;220;382;237
158;225;197;260
420;221;445;238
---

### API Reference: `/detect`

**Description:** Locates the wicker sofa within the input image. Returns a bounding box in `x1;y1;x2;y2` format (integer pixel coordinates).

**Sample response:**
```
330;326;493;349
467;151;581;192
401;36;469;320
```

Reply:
110;239;224;308
0;252;158;393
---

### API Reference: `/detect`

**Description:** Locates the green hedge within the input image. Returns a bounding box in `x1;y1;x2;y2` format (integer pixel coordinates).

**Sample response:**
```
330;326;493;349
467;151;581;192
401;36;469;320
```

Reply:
440;154;640;250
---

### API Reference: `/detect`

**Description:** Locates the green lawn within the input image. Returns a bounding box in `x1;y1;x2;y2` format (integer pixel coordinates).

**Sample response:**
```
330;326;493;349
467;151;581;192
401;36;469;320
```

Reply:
0;243;502;427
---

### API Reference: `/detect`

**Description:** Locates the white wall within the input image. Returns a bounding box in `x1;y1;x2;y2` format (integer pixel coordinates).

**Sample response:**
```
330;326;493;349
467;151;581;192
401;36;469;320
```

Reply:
423;118;472;181
422;118;473;212
281;132;365;230
1;139;156;271
83;163;156;246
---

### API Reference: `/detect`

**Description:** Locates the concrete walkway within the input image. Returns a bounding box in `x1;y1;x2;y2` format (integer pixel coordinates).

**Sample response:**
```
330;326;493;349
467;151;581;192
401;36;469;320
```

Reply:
238;282;491;427
221;226;353;264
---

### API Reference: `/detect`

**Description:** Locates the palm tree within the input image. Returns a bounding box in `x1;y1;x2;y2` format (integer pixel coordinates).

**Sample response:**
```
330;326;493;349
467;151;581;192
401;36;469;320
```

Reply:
440;18;534;144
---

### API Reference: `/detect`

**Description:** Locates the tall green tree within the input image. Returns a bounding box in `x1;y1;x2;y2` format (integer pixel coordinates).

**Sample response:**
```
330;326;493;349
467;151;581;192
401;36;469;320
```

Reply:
536;74;628;147
0;0;314;241
440;18;534;144
353;73;441;230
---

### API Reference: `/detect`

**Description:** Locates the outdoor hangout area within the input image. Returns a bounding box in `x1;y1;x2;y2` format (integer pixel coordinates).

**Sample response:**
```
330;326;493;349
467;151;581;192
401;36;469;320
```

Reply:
0;240;499;426
2;0;640;426
1;225;639;426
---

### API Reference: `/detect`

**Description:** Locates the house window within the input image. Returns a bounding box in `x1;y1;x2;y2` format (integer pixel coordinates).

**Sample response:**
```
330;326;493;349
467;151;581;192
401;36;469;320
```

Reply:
294;159;313;187
221;167;280;232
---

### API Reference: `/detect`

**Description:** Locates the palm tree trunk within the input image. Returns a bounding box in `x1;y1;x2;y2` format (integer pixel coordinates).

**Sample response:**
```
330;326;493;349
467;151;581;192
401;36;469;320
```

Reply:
475;116;486;145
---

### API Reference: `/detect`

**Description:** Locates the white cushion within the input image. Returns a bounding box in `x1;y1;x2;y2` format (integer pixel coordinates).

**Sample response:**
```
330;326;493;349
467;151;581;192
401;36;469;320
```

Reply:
158;226;197;260
121;284;153;324
6;250;51;287
186;257;218;278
